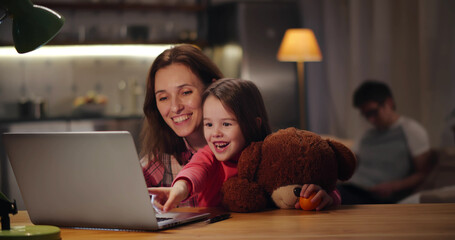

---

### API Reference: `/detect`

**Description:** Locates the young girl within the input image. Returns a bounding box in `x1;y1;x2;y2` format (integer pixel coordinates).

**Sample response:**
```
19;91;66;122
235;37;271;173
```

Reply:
149;78;340;212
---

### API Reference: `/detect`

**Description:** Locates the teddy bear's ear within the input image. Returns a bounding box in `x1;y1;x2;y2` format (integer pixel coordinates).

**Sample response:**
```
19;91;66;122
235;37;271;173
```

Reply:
238;141;263;181
326;139;357;181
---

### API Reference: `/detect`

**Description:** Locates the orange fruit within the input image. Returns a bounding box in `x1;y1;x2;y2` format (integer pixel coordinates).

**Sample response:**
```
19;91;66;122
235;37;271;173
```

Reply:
299;192;321;211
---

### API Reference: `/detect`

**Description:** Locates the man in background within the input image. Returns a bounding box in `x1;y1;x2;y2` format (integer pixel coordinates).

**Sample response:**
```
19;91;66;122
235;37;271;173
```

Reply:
339;80;434;204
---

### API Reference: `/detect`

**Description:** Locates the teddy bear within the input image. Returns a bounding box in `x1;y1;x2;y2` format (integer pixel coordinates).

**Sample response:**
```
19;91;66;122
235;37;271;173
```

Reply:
221;127;356;212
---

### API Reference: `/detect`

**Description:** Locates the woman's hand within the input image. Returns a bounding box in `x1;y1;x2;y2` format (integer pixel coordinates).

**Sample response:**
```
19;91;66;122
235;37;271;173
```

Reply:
148;180;190;212
294;184;333;211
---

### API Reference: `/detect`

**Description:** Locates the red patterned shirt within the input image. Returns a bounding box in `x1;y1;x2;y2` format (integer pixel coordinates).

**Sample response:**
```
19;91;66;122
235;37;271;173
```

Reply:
141;140;198;207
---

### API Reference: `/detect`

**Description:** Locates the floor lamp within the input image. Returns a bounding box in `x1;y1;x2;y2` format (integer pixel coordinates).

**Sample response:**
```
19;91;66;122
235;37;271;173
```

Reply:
277;28;322;130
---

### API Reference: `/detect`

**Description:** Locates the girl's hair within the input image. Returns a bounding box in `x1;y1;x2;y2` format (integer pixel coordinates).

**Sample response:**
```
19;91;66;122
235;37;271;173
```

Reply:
141;44;224;164
202;78;272;145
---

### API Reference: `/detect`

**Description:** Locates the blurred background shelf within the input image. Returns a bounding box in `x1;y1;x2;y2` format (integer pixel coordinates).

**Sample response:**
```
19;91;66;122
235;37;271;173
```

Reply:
1;0;209;45
33;1;207;12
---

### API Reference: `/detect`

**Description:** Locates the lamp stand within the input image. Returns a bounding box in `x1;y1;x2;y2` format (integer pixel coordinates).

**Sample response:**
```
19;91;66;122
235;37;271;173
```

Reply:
297;61;306;130
0;193;61;239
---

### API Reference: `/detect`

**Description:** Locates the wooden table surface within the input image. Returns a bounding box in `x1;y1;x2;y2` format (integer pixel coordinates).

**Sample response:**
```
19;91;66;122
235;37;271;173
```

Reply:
9;203;455;239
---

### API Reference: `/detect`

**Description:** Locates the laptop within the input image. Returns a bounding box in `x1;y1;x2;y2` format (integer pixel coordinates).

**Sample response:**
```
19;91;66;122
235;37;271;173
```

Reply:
2;131;209;231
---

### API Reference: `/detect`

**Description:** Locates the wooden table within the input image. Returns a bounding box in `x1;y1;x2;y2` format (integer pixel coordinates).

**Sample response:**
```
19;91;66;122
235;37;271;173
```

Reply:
9;203;455;239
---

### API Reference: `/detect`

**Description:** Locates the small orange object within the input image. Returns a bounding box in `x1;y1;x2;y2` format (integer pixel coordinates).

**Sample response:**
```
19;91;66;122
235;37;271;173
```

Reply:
299;192;321;211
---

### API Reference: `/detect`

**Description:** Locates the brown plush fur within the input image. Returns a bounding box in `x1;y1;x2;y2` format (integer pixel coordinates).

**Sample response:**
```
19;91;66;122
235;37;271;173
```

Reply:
221;127;356;212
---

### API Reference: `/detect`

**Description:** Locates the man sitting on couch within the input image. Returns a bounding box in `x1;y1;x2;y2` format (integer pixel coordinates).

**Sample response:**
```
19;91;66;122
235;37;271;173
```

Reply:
338;80;434;204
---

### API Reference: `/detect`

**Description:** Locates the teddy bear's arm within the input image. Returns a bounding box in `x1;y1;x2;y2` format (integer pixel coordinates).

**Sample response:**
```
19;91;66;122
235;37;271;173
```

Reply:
222;177;269;212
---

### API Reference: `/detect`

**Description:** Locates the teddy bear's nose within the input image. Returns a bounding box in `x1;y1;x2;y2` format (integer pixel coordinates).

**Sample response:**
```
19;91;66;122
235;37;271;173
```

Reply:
293;187;302;197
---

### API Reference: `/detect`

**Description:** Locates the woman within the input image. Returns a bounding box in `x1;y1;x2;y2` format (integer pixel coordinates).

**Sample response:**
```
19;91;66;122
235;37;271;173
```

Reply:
140;44;224;207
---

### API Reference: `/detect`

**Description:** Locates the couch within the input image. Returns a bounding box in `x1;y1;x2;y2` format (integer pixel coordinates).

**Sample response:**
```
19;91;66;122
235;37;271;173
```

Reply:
399;147;455;204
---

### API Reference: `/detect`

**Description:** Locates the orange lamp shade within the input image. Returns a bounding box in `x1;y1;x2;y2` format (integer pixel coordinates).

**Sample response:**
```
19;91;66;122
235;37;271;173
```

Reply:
277;29;322;62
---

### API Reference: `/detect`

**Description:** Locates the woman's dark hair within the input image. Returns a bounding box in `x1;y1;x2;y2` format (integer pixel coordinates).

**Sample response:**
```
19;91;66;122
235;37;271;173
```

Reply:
141;44;224;164
202;78;272;145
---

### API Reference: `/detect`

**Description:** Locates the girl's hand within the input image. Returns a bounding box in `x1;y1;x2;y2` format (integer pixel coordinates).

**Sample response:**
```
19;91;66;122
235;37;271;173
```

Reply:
294;184;333;211
148;180;189;212
147;187;171;212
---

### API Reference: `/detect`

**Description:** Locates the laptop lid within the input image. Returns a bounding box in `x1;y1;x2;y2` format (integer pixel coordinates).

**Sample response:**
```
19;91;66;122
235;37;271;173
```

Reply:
2;131;208;231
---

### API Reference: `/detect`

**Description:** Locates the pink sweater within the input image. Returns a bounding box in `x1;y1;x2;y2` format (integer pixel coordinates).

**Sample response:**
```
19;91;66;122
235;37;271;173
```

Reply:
173;145;239;207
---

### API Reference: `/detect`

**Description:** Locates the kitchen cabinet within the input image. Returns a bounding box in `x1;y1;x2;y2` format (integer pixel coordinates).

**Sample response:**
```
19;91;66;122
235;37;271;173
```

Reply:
0;0;209;45
34;1;207;12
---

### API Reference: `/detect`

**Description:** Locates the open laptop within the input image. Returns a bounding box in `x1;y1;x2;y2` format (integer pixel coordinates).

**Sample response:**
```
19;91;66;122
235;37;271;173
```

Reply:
2;131;209;231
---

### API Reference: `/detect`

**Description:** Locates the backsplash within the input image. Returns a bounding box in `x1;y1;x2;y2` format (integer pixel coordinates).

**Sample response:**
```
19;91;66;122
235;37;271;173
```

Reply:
0;45;172;119
0;0;200;119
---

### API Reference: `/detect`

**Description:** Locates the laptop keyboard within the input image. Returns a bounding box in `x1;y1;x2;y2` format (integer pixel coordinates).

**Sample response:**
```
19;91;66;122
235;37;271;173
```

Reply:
156;217;172;222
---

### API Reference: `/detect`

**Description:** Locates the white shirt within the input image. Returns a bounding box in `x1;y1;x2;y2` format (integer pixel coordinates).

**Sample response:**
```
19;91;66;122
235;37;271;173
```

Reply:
350;116;430;187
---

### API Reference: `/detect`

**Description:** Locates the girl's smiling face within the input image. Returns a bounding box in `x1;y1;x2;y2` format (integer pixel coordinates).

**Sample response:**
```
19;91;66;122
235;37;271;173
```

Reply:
155;63;206;139
203;95;246;162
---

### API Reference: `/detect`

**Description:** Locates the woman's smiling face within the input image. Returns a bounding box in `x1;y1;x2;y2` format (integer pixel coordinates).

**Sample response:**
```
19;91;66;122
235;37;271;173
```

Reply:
155;63;206;139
